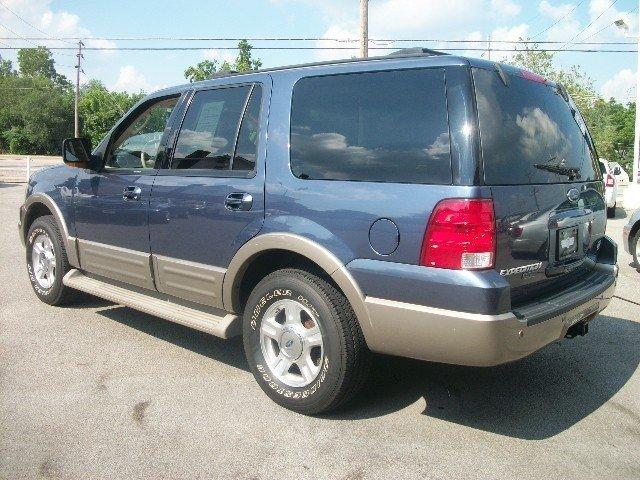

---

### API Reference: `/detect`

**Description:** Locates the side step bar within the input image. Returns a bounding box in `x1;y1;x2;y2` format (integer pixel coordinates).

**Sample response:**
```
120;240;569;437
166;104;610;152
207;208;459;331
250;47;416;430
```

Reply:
63;269;240;339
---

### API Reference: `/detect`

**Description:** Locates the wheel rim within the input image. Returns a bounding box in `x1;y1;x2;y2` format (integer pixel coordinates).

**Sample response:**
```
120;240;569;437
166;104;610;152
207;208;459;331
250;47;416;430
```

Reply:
31;233;56;289
259;298;324;388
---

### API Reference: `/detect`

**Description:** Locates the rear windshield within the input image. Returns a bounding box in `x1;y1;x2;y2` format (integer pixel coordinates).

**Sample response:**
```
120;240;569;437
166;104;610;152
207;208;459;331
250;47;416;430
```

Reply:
473;67;599;185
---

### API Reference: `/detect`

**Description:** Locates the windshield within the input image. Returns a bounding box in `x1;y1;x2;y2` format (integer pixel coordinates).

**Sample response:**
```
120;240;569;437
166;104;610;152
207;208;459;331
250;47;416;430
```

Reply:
473;67;599;185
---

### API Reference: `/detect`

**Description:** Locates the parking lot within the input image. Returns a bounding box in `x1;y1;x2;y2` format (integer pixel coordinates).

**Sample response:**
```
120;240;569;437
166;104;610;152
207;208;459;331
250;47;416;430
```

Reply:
1;182;639;479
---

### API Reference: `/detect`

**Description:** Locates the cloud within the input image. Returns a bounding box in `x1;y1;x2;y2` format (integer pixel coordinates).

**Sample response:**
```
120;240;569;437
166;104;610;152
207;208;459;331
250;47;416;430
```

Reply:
0;0;116;56
491;0;522;17
203;49;237;64
601;69;637;103
538;0;574;20
110;65;161;93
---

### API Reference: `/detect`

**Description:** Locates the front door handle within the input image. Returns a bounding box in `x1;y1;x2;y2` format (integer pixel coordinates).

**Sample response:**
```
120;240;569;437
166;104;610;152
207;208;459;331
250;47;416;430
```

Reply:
225;192;253;211
123;186;142;201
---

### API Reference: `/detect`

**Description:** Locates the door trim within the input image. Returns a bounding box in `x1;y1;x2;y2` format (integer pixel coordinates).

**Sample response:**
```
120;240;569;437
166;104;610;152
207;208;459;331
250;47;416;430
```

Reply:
77;239;154;290
152;254;225;308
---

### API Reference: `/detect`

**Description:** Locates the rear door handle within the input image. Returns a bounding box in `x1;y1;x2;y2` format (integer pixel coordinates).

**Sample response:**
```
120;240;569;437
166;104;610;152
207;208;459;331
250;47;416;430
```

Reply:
122;186;142;201
225;192;253;211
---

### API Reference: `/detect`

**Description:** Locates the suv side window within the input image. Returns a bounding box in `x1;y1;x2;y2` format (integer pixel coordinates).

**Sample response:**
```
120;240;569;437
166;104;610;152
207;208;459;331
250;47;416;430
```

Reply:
172;85;259;171
106;96;178;170
290;69;451;184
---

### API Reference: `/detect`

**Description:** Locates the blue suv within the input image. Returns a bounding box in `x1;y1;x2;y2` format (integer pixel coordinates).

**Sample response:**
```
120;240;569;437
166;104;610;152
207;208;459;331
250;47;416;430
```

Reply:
19;50;618;414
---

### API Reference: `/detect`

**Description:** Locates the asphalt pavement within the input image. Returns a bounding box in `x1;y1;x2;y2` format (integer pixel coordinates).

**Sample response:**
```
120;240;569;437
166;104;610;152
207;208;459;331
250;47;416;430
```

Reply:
1;183;639;480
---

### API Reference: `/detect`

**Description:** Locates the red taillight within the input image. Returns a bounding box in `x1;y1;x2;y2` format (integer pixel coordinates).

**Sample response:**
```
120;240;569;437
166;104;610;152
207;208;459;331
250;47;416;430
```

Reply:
605;174;615;187
420;198;496;270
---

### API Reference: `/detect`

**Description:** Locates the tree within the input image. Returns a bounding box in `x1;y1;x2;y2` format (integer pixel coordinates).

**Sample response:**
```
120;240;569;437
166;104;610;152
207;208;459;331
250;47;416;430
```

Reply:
507;40;636;172
17;46;56;79
78;80;144;147
184;59;232;83
235;39;262;72
184;40;262;82
0;55;15;76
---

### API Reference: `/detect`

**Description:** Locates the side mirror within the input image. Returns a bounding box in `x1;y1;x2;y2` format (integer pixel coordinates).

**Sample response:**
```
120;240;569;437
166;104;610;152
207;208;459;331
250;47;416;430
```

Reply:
613;166;621;175
62;137;95;168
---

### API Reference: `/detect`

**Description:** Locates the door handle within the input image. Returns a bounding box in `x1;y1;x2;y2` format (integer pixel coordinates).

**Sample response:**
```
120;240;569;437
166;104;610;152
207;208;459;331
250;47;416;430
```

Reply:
122;186;142;201
225;192;253;211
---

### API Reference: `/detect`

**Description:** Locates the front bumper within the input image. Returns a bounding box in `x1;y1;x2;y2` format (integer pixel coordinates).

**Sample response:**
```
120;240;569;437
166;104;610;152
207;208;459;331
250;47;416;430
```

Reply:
18;203;26;246
622;225;631;255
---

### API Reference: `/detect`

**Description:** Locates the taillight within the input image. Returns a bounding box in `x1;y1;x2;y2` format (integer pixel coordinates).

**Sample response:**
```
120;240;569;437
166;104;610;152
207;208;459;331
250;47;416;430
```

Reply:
420;198;496;270
605;174;615;187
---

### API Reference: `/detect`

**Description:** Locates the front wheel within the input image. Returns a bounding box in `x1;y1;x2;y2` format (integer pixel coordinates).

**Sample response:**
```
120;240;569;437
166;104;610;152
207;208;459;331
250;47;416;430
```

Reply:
242;269;369;414
26;215;76;305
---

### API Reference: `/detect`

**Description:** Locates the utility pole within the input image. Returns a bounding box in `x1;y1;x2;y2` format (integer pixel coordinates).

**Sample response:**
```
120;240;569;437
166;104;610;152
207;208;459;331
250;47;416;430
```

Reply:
487;33;491;60
74;40;83;137
634;2;640;188
360;0;368;58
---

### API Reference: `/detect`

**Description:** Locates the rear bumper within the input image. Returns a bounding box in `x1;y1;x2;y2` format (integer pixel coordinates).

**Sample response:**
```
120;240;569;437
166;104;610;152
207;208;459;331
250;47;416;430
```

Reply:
359;238;618;367
364;277;615;366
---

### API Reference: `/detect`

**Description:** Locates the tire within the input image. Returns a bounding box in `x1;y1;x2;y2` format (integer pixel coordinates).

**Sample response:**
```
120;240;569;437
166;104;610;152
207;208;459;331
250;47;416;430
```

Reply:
632;231;640;268
26;215;77;305
242;268;369;414
607;204;616;218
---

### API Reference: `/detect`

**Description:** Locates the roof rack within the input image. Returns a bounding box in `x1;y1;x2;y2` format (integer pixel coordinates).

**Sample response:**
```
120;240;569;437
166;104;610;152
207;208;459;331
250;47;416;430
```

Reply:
386;47;448;57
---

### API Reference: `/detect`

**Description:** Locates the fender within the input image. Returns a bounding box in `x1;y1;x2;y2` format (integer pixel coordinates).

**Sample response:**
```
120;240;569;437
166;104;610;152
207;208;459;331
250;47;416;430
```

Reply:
222;232;375;346
21;193;80;268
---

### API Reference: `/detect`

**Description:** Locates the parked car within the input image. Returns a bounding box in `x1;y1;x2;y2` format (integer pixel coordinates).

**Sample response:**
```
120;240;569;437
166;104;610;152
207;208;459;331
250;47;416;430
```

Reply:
599;159;620;218
19;49;618;414
609;161;630;187
623;208;640;266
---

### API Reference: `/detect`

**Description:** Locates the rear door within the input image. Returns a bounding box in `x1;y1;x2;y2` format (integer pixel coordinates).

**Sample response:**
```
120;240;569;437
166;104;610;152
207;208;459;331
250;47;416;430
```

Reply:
473;67;605;305
149;77;270;308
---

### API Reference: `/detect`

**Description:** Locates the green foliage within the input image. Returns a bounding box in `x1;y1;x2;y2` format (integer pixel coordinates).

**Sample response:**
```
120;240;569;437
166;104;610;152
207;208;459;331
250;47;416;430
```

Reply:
0;55;15;76
184;40;262;82
78;80;144;147
0;73;73;154
17;46;56;79
508;40;636;173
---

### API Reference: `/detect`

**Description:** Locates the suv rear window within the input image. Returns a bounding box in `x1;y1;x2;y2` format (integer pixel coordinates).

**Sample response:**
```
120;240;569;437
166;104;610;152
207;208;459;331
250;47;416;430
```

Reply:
290;69;452;184
473;67;599;185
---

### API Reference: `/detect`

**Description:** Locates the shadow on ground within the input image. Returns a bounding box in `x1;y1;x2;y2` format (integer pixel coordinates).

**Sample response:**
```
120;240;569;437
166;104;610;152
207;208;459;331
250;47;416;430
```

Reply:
95;305;639;440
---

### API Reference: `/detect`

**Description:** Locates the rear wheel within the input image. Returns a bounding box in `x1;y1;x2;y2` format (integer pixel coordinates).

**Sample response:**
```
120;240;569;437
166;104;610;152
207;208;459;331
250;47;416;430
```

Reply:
632;231;640;268
26;215;76;305
242;268;369;414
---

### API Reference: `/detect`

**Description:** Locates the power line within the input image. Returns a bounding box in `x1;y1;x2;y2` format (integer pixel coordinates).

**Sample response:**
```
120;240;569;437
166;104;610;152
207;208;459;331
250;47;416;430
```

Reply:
559;0;621;50
0;0;74;44
531;0;586;39
0;21;75;57
0;35;634;45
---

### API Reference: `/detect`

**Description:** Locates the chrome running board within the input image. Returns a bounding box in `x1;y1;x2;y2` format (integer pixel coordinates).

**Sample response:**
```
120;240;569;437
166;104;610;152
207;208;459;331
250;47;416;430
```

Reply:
63;269;240;338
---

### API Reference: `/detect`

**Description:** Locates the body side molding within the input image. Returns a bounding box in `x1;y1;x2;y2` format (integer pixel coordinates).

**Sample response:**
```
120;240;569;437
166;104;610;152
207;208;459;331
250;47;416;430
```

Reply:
22;192;80;268
222;233;375;344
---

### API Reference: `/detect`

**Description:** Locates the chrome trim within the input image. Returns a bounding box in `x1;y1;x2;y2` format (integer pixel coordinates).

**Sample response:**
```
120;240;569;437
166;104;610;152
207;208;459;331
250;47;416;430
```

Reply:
21;193;80;267
77;239;154;290
152;254;226;308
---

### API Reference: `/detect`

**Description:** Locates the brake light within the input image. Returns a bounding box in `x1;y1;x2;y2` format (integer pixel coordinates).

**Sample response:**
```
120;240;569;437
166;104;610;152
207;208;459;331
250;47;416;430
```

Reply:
605;174;615;187
420;198;496;270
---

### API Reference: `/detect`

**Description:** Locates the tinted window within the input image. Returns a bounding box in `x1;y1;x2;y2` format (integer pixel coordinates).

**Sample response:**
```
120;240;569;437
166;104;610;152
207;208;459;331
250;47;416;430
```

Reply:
106;96;178;169
290;69;451;184
233;85;262;171
473;68;598;185
172;86;250;170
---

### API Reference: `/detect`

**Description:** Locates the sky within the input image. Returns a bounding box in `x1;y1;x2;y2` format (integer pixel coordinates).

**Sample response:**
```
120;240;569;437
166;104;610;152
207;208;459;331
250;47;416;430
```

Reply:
0;0;637;103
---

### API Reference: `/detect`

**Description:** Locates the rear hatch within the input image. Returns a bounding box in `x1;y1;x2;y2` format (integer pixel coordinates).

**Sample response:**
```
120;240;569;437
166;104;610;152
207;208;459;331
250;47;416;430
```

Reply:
472;66;607;307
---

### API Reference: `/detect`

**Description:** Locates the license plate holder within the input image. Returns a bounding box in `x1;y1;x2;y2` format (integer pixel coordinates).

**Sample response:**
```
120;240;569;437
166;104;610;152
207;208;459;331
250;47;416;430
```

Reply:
557;227;578;260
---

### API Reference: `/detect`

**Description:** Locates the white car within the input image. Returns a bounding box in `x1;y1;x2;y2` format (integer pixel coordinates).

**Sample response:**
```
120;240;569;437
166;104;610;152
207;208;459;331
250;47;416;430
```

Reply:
599;159;619;218
609;161;630;186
